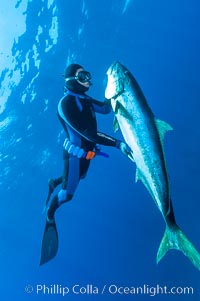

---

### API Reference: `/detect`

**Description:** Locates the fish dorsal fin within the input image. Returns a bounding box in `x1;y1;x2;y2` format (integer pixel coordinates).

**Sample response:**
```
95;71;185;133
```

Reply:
113;116;119;132
155;118;173;144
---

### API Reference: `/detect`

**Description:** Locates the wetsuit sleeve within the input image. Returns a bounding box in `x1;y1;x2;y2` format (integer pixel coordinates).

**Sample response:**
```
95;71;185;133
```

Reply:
95;131;118;146
91;98;112;114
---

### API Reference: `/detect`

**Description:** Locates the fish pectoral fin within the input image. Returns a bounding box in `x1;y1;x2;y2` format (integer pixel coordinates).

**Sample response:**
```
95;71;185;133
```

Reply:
113;100;132;132
155;118;173;144
110;84;125;101
114;100;120;114
115;100;133;121
113;116;120;132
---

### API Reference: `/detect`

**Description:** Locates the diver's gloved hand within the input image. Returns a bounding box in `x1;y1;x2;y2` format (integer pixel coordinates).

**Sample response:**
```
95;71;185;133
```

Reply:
104;98;111;105
58;189;67;203
116;140;133;158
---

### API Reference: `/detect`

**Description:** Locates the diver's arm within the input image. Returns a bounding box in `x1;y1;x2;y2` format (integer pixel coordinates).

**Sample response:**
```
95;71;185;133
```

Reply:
91;98;111;114
77;128;119;147
95;131;119;146
60;100;132;157
59;96;117;146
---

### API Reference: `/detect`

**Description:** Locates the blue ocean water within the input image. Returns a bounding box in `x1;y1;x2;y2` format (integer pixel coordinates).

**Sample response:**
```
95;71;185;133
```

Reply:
0;0;200;300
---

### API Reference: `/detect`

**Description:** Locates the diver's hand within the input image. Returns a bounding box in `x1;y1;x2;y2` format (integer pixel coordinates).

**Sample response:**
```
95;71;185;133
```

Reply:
104;98;111;105
58;189;67;203
117;141;133;158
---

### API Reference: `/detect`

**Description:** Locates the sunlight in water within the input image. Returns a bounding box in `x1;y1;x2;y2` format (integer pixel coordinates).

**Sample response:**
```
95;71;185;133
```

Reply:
122;0;131;14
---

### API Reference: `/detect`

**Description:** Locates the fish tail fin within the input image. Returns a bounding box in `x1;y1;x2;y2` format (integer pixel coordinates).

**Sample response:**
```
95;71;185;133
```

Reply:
157;224;200;271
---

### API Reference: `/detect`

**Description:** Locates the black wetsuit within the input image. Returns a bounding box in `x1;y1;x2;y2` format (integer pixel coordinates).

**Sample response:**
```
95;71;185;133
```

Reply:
40;65;122;266
57;90;119;197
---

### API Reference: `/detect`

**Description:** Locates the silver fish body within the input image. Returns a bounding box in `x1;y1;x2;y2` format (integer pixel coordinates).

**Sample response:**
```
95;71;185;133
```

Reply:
105;61;200;271
105;61;172;220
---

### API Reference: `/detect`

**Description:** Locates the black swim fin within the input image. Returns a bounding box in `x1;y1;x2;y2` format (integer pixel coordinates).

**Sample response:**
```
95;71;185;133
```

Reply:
40;218;58;265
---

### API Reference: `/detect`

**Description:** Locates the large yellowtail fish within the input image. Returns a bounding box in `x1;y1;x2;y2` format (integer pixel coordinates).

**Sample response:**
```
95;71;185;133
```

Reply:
105;61;200;271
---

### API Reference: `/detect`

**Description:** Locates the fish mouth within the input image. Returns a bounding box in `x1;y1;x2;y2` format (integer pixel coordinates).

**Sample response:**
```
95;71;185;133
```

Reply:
105;61;127;99
105;62;125;99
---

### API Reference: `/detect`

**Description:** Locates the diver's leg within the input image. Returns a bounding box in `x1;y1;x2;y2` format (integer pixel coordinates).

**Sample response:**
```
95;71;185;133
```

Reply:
41;154;68;265
48;149;71;194
48;177;62;193
40;193;73;265
47;194;73;221
46;154;92;222
40;153;92;265
47;155;81;220
45;177;63;206
46;152;69;205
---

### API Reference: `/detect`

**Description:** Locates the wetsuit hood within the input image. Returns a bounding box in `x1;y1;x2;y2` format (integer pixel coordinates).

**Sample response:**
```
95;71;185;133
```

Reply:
64;63;89;93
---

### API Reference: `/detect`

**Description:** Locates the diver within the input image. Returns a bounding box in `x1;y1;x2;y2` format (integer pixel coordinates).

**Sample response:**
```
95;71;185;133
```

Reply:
40;63;132;265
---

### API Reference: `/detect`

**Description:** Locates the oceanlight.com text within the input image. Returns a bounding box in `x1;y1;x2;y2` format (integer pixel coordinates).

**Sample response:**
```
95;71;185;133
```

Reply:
25;283;194;297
